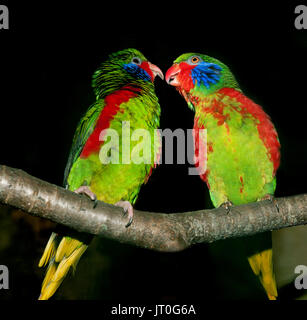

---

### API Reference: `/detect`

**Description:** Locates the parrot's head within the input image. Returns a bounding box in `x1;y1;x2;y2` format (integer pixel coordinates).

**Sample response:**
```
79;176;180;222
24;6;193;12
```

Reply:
93;48;164;99
165;53;240;110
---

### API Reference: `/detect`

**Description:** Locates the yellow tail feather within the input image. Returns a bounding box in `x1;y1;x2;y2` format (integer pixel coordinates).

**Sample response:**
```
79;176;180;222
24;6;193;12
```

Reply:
247;248;278;300
41;261;57;293
55;237;84;262
38;232;57;268
38;233;88;300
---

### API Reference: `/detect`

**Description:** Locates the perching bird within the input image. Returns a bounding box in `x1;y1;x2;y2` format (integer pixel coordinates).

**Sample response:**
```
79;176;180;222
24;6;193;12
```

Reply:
38;48;163;300
165;53;280;300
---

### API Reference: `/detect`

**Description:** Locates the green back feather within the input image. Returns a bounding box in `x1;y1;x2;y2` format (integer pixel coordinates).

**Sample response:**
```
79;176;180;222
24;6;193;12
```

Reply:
63;100;105;186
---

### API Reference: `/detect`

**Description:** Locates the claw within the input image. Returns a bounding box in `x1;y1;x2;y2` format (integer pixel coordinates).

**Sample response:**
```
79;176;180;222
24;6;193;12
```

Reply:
220;200;233;214
74;186;97;208
125;216;133;228
115;200;134;228
93;199;98;209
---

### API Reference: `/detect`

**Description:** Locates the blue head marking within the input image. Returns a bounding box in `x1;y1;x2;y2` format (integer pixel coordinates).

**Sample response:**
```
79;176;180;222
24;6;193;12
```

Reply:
191;62;222;88
123;63;151;81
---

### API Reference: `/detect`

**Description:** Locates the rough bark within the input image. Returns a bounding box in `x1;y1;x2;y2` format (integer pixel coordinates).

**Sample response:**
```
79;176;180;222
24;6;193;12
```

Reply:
0;164;306;252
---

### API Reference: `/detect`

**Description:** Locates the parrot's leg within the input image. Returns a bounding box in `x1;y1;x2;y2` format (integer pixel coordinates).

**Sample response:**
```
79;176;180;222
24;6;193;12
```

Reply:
259;194;279;212
74;185;98;208
115;200;134;228
219;200;233;214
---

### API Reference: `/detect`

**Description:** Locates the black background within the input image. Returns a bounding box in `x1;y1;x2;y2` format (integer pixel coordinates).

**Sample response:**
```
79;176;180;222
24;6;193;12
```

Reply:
0;1;307;301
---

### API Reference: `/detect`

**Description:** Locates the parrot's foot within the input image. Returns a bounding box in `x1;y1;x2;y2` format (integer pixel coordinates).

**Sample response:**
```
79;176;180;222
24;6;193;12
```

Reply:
219;200;233;214
74;186;98;208
115;200;134;228
260;194;279;213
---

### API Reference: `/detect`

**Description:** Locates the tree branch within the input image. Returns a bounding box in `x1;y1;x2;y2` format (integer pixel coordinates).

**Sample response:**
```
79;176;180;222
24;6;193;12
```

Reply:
0;164;306;252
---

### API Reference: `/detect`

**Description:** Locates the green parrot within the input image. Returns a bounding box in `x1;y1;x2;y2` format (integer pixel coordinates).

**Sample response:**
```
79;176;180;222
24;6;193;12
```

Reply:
166;53;280;299
38;48;163;300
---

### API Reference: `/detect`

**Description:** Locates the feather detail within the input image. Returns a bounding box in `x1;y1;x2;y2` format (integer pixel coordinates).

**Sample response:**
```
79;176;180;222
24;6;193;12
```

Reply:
38;234;88;300
55;237;84;262
80;86;140;159
40;260;57;294
218;88;280;174
38;232;58;268
248;249;278;300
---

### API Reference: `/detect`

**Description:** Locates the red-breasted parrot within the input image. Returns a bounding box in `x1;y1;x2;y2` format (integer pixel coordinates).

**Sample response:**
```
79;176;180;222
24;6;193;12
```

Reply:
38;48;163;300
166;53;280;300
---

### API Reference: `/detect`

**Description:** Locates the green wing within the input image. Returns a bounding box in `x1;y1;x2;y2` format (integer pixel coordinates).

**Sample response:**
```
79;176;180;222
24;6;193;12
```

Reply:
63;100;105;187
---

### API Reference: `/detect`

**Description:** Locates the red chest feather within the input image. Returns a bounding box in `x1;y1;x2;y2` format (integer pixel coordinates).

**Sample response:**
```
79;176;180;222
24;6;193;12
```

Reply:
80;87;140;158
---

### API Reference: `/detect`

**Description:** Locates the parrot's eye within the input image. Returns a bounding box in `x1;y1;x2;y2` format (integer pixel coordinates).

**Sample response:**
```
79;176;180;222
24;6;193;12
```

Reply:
188;56;202;65
131;57;142;65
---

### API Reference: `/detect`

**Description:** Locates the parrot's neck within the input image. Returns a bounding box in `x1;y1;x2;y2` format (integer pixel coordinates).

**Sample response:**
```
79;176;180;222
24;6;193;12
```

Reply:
96;76;156;101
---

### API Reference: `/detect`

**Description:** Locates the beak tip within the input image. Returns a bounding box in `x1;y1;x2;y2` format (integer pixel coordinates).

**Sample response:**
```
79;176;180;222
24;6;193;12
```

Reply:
154;70;164;81
148;62;164;81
